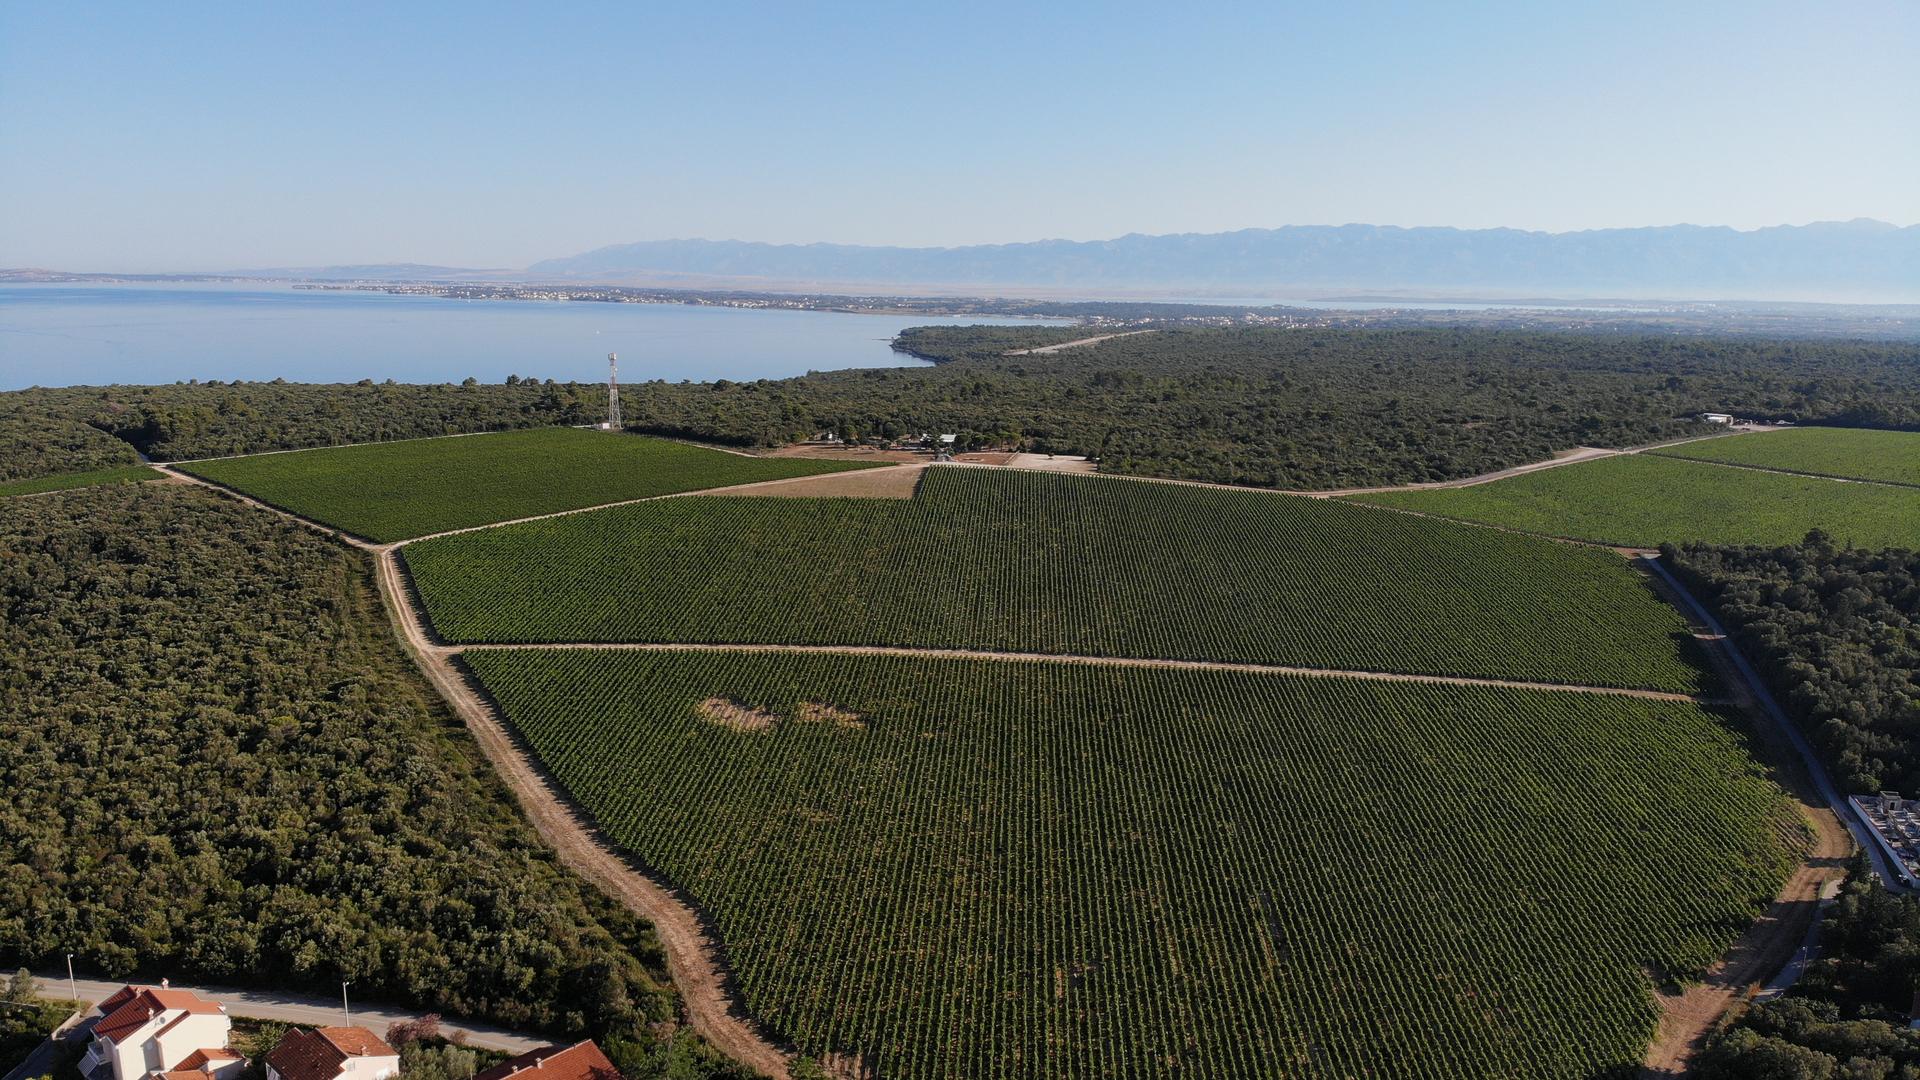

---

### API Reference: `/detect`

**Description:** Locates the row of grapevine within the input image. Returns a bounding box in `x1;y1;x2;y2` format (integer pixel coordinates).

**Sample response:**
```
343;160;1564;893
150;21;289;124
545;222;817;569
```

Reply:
1352;452;1920;549
466;648;1804;1079
1651;425;1920;488
409;466;1713;691
181;427;869;542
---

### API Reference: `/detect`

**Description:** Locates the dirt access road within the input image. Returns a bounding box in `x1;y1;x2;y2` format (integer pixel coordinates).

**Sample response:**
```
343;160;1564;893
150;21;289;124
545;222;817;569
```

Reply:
160;441;1827;1079
1636;558;1860;1077
451;639;1721;704
1002;329;1157;354
150;467;804;1077
373;551;798;1079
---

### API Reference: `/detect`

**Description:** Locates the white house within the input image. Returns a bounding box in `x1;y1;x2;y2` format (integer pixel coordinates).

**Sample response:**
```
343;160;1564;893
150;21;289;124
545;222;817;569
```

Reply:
265;1027;400;1080
80;984;243;1080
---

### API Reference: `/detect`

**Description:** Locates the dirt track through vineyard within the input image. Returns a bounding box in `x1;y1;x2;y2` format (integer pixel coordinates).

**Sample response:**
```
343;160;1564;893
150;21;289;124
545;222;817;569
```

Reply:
158;452;1834;1079
446;639;1723;703
373;551;800;1078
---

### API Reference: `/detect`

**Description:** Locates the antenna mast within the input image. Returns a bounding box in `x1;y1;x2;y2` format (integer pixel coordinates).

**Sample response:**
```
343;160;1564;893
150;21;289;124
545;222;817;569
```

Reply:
606;352;623;429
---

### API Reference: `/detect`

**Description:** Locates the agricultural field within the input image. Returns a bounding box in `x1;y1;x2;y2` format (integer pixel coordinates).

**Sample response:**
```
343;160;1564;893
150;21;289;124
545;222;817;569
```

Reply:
466;648;1805;1080
1350;453;1920;550
1650;426;1920;487
178;427;873;542
0;464;160;498
405;467;1712;692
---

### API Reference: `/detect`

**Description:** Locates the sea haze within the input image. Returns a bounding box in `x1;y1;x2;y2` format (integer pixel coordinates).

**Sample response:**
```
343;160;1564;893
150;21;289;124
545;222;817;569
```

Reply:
0;283;1065;390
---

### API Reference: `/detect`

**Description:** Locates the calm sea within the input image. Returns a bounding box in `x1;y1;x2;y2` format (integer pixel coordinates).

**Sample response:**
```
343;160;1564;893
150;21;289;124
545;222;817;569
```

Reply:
0;283;1068;390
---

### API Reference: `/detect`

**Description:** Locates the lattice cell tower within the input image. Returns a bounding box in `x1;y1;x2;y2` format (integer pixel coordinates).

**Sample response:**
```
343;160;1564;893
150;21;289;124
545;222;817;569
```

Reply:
606;352;623;430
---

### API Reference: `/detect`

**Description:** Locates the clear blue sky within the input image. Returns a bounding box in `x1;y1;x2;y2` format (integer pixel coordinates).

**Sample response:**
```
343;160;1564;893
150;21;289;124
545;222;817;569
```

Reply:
3;1;1915;271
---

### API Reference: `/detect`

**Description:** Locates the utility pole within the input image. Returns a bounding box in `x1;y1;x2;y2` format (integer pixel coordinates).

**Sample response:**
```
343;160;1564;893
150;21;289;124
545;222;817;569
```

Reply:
606;353;622;430
341;981;351;1026
66;953;76;1002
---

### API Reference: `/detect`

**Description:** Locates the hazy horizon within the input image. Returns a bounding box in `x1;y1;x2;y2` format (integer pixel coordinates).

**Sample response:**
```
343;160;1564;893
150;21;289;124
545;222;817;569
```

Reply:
4;1;1917;273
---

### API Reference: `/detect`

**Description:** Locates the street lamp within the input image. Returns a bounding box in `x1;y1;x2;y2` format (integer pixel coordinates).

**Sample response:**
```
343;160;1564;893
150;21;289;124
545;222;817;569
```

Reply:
66;954;76;1002
341;982;351;1026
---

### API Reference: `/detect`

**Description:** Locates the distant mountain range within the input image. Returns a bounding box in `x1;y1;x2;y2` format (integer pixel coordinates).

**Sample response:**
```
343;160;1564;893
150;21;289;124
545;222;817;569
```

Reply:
525;220;1920;301
13;220;1917;301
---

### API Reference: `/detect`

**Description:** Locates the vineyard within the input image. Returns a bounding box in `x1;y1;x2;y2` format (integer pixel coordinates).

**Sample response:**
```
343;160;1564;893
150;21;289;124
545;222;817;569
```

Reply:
1350;453;1920;549
402;466;1713;691
179;427;872;542
465;648;1805;1080
1649;426;1920;487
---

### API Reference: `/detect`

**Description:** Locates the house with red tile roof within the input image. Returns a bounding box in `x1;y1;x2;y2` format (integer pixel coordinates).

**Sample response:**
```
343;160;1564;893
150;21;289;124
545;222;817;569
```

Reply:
471;1041;619;1080
78;983;243;1080
264;1027;400;1080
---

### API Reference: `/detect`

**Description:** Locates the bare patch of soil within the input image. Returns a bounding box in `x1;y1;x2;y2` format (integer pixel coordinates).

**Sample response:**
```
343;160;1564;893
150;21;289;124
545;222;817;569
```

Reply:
719;464;925;499
698;697;781;733
1003;453;1097;474
797;702;866;729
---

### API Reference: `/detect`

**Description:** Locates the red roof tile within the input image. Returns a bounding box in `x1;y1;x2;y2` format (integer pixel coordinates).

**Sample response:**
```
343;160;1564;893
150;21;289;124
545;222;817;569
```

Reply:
472;1041;619;1080
265;1027;396;1080
94;986;226;1045
178;1048;242;1069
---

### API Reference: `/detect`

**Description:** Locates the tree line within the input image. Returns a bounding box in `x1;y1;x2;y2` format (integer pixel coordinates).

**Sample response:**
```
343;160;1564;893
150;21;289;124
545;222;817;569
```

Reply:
1667;534;1920;795
0;484;749;1079
5;326;1918;489
1671;534;1920;1077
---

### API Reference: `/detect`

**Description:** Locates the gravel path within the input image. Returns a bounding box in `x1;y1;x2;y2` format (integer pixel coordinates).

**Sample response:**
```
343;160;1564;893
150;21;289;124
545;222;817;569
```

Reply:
372;551;799;1078
162;448;1831;1079
448;639;1721;703
1002;329;1158;354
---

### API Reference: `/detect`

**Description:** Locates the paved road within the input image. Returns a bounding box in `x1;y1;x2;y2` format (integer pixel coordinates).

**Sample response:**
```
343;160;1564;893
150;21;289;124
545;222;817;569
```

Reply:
31;975;547;1053
1641;557;1907;893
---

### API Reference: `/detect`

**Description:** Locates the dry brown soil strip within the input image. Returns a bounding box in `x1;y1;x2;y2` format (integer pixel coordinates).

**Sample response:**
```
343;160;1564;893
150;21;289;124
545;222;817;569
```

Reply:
448;640;1717;703
166;456;1781;1077
375;551;797;1079
158;467;798;1076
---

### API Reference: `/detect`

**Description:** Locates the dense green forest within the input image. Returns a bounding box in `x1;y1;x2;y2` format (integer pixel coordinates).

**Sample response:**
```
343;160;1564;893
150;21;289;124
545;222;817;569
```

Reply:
0;401;142;481
1672;536;1920;1077
0;485;747;1079
1667;536;1920;794
6;327;1918;489
1697;867;1920;1078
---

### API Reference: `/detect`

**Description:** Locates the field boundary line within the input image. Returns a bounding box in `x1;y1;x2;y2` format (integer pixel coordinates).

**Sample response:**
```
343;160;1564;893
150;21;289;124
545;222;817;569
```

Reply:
372;550;800;1079
391;463;924;546
159;459;920;548
1642;556;1899;889
1634;554;1873;1076
1332;495;1655;554
159;427;510;466
1641;451;1920;490
155;465;389;550
444;640;1719;702
152;463;805;1076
